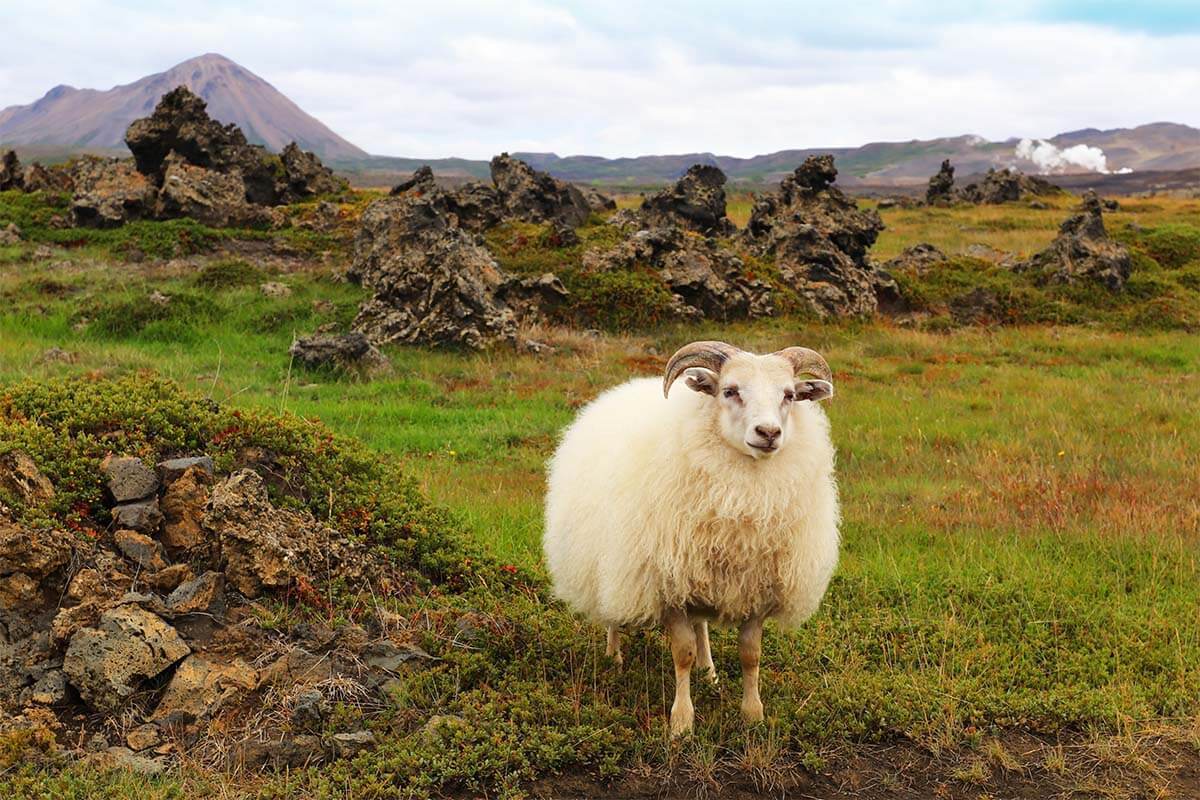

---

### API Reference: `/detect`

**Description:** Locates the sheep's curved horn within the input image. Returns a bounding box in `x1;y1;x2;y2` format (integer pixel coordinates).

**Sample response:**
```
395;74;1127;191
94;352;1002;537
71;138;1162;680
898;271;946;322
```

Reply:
663;341;740;398
773;347;832;382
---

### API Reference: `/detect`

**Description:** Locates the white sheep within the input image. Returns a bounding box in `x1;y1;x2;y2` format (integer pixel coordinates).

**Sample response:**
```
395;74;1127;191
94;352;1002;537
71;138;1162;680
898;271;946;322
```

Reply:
543;340;840;736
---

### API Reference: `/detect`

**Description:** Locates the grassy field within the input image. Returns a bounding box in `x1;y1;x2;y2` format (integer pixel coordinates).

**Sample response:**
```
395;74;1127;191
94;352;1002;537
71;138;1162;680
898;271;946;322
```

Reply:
1;190;1199;797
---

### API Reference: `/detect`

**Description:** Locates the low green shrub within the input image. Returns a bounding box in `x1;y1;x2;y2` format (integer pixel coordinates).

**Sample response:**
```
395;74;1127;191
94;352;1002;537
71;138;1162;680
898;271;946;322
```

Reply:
194;258;267;289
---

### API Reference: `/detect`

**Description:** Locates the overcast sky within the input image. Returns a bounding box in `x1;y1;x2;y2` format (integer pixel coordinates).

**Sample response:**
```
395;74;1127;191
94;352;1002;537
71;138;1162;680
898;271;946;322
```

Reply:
1;1;1198;158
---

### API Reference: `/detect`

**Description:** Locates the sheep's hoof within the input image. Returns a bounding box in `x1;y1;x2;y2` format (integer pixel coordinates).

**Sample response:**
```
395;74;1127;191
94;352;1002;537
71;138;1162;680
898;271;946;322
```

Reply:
670;705;695;737
741;699;764;723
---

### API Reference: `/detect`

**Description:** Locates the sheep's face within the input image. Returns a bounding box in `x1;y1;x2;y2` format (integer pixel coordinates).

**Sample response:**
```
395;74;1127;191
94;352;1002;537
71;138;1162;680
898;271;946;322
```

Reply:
683;353;833;460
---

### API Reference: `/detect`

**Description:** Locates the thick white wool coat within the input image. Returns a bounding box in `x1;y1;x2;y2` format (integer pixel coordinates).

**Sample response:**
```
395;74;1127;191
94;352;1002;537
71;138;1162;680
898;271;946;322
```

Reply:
544;376;839;629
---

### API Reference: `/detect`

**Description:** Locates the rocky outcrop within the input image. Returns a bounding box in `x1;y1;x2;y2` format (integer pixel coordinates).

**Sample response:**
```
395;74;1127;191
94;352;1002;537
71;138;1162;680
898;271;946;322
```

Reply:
743;155;888;316
958;167;1061;205
639;164;735;236
289;332;389;372
347;189;523;349
0;444;405;774
1014;191;1131;290
583;226;772;321
280;142;346;201
926;159;956;206
582;185;617;212
69;157;157;228
0;150;22;191
20;162;74;194
20;86;350;228
880;243;949;276
125;86;280;205
155;152;263;227
490;153;592;228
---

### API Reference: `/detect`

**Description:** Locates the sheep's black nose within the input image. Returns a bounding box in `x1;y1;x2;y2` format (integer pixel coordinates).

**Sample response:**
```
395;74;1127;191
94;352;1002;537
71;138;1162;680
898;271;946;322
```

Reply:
754;425;781;442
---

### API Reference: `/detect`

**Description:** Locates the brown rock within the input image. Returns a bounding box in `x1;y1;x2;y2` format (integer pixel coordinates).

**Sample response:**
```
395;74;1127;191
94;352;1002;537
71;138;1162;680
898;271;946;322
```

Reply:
155;152;263;227
205;470;319;597
63;605;190;711
958;167;1062;205
926;159;956;206
20;162;74;194
0;520;70;578
279;142;345;201
160;466;210;552
69;157;157;228
125;87;281;206
113;530;169;572
165;571;225;615
126;723;161;752
86;746;168;776
348;193;520;349
147;564;193;593
238;734;325;770
583;226;772;321
0;573;41;611
260;647;329;689
151;654;256;723
51;600;105;643
66;568;104;601
289;332;389;373
0;451;55;506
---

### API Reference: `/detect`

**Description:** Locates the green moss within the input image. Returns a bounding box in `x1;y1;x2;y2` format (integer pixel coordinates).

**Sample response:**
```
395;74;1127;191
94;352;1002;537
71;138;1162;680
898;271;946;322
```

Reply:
1127;223;1200;269
194;258;267;290
893;254;1200;331
560;268;676;331
84;290;221;341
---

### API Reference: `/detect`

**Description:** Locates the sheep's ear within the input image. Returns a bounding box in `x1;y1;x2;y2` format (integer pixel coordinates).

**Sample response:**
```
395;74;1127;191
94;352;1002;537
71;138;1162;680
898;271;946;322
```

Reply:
795;379;833;402
683;367;719;396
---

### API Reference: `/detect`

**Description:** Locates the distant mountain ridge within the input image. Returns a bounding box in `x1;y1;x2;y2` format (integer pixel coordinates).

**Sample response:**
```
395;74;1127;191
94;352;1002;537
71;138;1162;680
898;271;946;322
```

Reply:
349;124;1200;187
0;54;365;161
4;54;1200;184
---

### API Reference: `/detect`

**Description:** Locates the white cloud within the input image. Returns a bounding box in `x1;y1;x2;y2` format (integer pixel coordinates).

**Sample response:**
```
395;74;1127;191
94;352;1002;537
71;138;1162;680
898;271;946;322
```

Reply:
0;3;1199;158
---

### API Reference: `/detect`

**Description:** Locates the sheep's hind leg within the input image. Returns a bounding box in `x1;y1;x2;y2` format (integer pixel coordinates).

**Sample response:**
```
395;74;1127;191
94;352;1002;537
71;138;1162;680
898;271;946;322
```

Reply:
693;620;718;685
665;608;697;736
605;624;623;666
738;617;764;722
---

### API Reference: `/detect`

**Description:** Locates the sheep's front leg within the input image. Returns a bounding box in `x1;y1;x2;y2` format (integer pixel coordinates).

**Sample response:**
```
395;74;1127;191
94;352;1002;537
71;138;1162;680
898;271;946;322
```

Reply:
738;617;764;722
665;608;697;736
693;620;718;685
605;624;623;666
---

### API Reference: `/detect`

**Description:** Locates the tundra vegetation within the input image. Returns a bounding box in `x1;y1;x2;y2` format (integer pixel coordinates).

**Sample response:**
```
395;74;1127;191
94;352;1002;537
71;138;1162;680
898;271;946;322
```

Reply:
0;177;1198;799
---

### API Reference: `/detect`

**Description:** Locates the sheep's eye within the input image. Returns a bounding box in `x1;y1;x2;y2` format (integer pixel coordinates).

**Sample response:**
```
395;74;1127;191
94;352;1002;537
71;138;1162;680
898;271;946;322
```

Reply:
722;387;739;399
783;390;795;402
